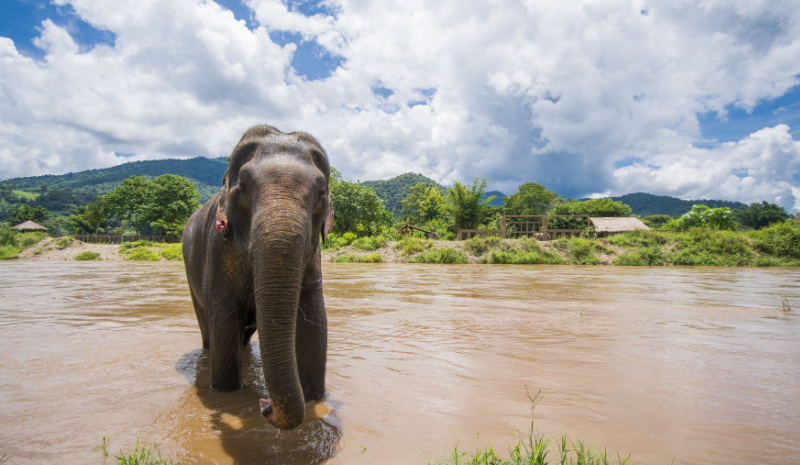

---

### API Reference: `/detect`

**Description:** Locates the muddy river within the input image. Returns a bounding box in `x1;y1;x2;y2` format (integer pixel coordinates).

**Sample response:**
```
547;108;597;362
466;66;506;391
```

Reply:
0;262;798;464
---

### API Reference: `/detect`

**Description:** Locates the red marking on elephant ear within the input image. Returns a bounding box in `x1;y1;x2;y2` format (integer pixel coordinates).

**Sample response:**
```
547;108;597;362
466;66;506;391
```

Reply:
323;204;334;242
216;219;227;233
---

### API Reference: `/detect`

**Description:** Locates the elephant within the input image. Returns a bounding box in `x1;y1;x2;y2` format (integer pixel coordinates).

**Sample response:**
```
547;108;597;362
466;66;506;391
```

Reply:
182;125;334;430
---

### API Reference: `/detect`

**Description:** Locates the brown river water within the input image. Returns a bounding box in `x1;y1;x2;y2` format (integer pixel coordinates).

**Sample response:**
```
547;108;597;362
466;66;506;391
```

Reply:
0;262;798;465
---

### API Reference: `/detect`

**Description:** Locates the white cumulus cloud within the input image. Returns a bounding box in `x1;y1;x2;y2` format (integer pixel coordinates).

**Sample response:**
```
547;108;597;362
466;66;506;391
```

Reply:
1;0;799;211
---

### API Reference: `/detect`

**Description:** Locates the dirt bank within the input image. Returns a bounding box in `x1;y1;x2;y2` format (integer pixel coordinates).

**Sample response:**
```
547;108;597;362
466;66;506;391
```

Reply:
16;238;125;261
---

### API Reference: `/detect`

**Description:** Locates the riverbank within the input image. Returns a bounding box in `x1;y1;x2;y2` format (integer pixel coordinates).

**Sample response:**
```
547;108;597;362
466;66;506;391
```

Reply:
5;225;800;266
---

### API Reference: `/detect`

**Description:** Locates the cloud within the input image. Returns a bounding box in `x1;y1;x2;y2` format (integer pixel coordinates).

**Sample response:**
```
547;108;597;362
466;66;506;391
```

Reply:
1;0;799;211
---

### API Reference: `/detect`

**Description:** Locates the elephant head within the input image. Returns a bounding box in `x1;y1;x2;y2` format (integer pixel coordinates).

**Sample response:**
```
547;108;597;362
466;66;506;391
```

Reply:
213;125;333;429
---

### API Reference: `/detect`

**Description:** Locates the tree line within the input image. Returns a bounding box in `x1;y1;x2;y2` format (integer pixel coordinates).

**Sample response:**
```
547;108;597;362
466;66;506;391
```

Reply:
2;170;792;239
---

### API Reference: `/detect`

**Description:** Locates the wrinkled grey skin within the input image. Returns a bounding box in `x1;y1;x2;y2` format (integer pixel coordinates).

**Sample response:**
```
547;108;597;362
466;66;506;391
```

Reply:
182;125;333;430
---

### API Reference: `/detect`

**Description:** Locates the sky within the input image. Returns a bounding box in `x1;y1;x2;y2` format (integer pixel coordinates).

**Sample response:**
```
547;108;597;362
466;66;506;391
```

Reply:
1;0;799;212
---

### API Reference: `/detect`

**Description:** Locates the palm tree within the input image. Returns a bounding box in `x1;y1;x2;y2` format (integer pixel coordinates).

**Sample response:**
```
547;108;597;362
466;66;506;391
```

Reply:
445;177;495;231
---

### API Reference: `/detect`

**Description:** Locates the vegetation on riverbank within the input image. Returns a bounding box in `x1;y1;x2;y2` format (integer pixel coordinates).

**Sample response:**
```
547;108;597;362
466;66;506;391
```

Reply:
118;241;183;261
3;219;799;266
322;220;800;266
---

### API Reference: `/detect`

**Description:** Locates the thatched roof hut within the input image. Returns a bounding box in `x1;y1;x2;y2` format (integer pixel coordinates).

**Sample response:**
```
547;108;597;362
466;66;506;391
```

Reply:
11;220;48;232
588;217;649;236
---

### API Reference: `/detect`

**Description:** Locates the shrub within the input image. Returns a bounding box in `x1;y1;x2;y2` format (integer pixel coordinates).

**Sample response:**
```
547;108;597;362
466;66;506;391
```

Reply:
554;237;602;265
613;246;666;266
351;234;387;251
75;251;101;260
412;247;468;264
0;245;19;260
55;237;74;250
159;243;183;260
19;232;47;249
322;232;357;250
749;220;800;259
463;236;504;256
332;253;383;263
606;230;667;248
394;236;430;255
489;249;564;265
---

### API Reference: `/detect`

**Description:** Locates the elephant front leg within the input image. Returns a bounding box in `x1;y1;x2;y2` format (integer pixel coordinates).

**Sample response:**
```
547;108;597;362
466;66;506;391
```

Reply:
296;283;327;401
208;303;244;391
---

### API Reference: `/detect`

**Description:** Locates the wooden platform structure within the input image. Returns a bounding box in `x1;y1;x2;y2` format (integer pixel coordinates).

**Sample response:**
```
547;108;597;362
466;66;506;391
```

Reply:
458;215;645;240
55;235;178;244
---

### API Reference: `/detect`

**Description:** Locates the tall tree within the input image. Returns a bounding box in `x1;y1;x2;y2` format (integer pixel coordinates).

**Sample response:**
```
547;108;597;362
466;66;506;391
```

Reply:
329;170;393;236
503;182;559;216
146;174;201;236
445;177;495;231
103;176;151;234
400;183;448;225
735;201;789;229
8;204;50;225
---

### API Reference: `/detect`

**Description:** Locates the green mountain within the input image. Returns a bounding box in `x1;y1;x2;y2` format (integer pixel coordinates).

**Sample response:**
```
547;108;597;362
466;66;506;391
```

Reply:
1;157;228;220
360;173;443;215
360;173;508;215
610;192;747;217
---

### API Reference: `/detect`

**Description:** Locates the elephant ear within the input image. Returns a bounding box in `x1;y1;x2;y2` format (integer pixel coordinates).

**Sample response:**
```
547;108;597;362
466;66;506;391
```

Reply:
322;200;334;243
215;176;230;237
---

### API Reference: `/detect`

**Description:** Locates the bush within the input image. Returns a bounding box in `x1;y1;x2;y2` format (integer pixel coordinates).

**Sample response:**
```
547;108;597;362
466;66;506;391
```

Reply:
489;249;564;264
159;243;183;260
0;245;19;260
55;237;74;250
75;251;101;260
606;230;667;248
412;247;468;264
332;253;383;263
19;232;47;249
394;236;430;255
463;236;504;256
322;232;357;250
613;246;667;266
554;237;602;265
749;220;800;259
352;234;387;251
122;248;160;261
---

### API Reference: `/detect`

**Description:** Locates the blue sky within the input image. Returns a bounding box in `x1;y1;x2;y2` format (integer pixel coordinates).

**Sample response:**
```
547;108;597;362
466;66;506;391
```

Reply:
1;0;799;211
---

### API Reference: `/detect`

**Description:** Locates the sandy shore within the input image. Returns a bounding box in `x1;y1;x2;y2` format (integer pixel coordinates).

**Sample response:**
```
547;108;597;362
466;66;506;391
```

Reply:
16;238;125;261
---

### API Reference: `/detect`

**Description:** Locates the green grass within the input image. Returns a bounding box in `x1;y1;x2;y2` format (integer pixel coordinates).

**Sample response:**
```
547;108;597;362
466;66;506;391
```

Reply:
322;232;357;250
75;251;101;260
433;391;634;465
119;241;161;261
0;229;48;259
102;438;177;465
159;243;183;260
553;238;605;265
394;236;431;255
412;247;469;264
55;237;74;250
352;234;388;251
488;249;565;265
332;252;384;263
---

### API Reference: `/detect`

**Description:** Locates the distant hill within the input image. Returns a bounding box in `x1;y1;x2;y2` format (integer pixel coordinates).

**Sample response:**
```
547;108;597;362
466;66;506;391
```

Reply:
4;157;227;202
361;173;507;215
361;173;443;215
611;192;747;217
0;157;228;220
484;190;506;207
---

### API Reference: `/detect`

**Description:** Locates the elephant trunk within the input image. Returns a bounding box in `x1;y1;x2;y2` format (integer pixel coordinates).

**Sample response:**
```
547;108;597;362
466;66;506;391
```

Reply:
252;208;311;430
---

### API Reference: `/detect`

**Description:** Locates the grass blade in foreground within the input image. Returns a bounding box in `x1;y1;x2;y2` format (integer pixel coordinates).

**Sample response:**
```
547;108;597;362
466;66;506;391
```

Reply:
432;390;636;465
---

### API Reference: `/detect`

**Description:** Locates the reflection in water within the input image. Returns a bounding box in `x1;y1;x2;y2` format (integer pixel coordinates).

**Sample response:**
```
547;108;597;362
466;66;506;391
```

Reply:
0;262;798;465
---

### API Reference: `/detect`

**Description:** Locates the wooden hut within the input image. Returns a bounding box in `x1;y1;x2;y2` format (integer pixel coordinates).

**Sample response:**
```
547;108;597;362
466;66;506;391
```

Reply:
11;220;48;232
588;217;648;237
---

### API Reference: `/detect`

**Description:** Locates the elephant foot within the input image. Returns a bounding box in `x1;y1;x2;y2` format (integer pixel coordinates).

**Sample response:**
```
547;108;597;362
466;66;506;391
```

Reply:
260;398;273;417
